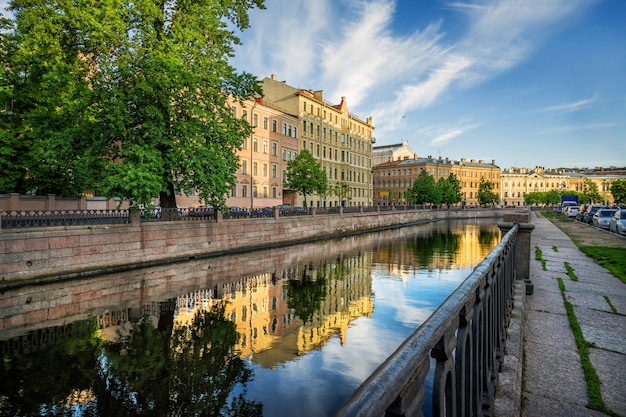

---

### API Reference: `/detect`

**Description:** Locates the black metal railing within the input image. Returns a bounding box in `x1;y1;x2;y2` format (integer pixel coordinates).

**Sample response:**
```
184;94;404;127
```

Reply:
333;223;518;417
0;209;131;228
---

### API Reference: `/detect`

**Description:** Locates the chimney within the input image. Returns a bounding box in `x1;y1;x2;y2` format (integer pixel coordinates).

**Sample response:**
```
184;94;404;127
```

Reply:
314;90;324;100
271;74;277;80
471;159;476;163
492;159;496;165
461;158;467;163
479;159;484;164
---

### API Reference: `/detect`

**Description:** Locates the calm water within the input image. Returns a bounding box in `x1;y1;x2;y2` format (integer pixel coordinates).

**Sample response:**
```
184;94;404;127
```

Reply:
0;219;502;417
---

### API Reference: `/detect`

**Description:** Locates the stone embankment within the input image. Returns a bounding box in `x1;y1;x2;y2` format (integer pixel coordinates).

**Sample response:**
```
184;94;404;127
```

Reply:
0;208;505;290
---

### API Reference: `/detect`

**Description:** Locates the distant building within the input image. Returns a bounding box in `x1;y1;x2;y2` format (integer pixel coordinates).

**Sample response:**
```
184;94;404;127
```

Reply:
372;153;500;206
372;141;416;167
261;74;375;207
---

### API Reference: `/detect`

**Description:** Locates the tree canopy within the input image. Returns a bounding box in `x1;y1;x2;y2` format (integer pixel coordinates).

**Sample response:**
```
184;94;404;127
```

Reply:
0;0;265;209
407;169;440;205
477;177;499;206
284;150;327;207
610;179;626;205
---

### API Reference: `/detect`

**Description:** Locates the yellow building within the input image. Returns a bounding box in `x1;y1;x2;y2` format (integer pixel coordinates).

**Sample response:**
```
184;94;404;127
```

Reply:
372;153;501;207
262;75;375;207
500;167;569;207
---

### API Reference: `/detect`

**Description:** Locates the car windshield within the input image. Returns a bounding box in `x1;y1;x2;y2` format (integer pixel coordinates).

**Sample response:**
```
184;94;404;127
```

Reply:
599;210;616;217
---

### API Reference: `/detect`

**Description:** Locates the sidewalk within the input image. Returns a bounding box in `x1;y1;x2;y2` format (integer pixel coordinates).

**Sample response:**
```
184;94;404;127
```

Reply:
521;212;626;416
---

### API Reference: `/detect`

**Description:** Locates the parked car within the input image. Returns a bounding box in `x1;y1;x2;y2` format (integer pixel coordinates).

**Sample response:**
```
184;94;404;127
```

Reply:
190;205;214;217
564;205;579;219
582;205;610;224
592;209;617;229
609;209;626;235
149;205;162;219
226;206;250;218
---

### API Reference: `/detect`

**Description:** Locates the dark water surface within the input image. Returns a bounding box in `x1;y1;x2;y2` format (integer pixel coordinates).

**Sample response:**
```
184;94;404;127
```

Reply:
0;219;502;417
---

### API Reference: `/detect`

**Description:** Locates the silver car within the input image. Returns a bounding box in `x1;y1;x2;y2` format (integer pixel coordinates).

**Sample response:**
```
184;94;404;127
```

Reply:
609;209;626;235
592;209;616;230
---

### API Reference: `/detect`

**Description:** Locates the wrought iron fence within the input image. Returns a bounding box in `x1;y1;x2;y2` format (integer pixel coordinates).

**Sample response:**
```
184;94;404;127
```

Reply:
0;209;130;229
334;223;518;417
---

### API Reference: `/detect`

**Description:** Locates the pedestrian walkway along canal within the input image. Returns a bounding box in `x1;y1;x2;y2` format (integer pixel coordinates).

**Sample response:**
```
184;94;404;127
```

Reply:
0;218;503;417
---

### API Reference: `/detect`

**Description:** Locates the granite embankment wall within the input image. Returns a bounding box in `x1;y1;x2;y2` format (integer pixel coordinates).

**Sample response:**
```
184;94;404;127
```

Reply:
0;209;504;288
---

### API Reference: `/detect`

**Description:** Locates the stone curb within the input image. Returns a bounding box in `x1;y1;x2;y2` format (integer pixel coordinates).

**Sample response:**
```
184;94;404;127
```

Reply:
494;280;526;417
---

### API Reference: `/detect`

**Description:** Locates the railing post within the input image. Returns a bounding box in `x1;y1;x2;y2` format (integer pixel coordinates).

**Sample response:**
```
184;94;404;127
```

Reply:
498;211;534;295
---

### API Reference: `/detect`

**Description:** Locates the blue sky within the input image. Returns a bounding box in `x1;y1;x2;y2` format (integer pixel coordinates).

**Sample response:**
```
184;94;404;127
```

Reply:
228;0;626;169
2;0;624;169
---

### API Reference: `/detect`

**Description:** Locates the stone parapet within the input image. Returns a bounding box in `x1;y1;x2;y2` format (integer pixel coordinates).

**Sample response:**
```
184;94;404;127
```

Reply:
0;209;507;289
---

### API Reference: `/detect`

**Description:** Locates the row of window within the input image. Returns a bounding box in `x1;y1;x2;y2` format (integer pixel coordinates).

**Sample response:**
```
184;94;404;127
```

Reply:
232;106;299;139
303;140;370;168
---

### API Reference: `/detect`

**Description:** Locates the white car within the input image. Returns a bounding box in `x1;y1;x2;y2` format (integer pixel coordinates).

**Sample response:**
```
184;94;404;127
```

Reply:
564;205;579;218
610;209;626;235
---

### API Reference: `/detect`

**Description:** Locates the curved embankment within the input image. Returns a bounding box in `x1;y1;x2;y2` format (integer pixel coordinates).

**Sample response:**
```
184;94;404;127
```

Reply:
0;208;505;290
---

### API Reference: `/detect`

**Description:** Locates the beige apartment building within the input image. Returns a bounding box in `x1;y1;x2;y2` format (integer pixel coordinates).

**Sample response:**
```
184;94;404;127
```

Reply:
372;143;500;206
501;166;625;206
261;75;375;207
226;98;300;209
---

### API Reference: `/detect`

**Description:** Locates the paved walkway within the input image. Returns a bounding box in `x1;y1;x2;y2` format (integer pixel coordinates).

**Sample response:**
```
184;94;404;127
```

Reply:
521;212;626;416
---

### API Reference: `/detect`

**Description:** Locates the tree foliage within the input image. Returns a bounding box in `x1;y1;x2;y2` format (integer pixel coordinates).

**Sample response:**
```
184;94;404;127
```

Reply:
284;150;328;207
477;177;499;206
610;179;626;205
439;173;462;208
0;0;265;209
407;169;439;205
582;178;602;204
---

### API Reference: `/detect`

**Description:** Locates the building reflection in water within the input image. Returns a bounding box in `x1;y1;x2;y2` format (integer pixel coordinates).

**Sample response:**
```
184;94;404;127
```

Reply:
0;219;501;417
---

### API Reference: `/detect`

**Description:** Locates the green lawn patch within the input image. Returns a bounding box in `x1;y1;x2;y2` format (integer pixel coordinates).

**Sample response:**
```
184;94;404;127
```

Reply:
578;246;626;284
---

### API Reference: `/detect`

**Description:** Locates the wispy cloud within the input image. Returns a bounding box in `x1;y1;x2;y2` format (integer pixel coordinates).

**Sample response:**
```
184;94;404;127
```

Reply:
233;0;598;140
543;95;597;112
414;119;482;146
545;122;618;133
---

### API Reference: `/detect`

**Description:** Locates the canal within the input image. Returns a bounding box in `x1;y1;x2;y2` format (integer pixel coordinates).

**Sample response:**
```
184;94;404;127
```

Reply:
0;218;502;417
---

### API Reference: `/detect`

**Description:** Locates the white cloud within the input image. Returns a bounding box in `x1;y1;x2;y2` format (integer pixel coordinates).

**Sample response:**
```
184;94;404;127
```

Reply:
544;95;597;112
228;0;600;145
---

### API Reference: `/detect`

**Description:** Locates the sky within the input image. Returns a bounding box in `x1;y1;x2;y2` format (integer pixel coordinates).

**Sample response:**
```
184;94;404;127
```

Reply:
227;0;626;170
2;0;624;170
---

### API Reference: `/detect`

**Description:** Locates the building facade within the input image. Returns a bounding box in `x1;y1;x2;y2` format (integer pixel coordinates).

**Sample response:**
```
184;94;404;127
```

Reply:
372;153;501;206
262;75;375;207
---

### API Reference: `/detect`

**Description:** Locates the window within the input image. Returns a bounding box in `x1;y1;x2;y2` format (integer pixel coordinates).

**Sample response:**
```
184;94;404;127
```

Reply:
272;164;277;178
262;163;268;177
272;142;278;156
242;137;247;150
282;123;287;135
272;186;277;198
242;184;248;198
252;113;258;126
263;116;268;129
272;120;277;132
242;109;247;120
241;160;247;175
263;140;268;154
253;162;258;176
253;137;258;152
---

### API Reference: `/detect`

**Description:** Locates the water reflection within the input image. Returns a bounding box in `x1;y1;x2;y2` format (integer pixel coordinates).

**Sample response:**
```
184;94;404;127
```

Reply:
0;219;501;416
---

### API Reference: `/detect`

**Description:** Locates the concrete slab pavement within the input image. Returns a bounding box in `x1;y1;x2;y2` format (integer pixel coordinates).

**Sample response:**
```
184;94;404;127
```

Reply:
521;212;626;417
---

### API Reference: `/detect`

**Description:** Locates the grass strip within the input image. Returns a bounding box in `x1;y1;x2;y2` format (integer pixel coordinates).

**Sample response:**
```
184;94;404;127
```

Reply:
534;246;547;270
564;261;578;281
557;278;619;416
552;245;558;252
603;296;618;314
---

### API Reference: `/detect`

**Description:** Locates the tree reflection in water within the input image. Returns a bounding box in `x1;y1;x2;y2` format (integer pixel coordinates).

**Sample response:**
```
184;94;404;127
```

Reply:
0;303;262;417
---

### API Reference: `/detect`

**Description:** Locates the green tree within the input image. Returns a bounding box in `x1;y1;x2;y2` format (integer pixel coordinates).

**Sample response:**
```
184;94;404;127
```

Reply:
610;179;626;205
477;177;499;206
582;178;602;204
438;173;462;208
524;191;544;206
284;150;328;207
331;182;350;206
1;0;265;209
407;169;439;205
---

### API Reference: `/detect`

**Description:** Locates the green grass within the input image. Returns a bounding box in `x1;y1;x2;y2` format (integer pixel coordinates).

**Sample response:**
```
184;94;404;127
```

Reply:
603;296;618;314
534;246;547;270
552;245;558;252
557;278;619;416
578;246;626;285
564;261;578;281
